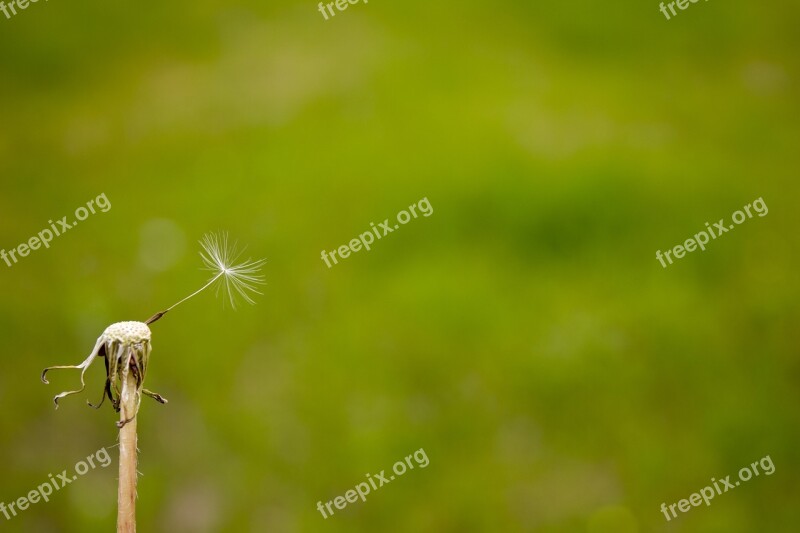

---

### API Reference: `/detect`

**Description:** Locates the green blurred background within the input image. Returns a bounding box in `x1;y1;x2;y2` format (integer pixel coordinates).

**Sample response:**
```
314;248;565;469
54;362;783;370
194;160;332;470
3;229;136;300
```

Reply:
1;0;799;531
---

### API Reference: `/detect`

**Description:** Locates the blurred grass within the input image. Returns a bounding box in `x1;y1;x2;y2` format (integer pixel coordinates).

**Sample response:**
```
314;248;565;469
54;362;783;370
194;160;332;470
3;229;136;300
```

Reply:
1;0;799;531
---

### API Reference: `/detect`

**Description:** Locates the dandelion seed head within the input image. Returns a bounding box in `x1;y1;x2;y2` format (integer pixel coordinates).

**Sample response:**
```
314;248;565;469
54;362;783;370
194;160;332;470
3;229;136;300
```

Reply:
103;321;151;344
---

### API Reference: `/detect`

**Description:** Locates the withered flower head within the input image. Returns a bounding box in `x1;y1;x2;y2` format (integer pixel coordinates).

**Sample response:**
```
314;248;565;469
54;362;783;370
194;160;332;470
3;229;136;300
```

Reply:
41;321;167;428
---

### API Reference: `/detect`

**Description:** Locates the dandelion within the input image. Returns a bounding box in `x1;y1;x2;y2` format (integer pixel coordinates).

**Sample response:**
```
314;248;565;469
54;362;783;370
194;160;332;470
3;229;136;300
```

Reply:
41;231;265;533
42;232;265;414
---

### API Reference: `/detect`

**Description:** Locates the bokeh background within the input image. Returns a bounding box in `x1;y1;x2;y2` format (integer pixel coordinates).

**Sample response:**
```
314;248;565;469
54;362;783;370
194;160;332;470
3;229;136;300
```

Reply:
1;0;799;531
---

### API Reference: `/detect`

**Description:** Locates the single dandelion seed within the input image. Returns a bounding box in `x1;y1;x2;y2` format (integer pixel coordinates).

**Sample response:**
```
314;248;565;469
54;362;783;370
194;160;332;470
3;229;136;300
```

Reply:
145;231;266;324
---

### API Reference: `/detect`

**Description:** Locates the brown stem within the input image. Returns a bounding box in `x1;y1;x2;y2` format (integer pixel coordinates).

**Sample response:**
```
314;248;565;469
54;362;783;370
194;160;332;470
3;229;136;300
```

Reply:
117;365;138;532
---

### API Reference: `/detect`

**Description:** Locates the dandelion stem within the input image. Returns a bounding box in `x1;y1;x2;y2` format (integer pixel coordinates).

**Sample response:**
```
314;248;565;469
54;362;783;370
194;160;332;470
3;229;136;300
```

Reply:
117;365;138;533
